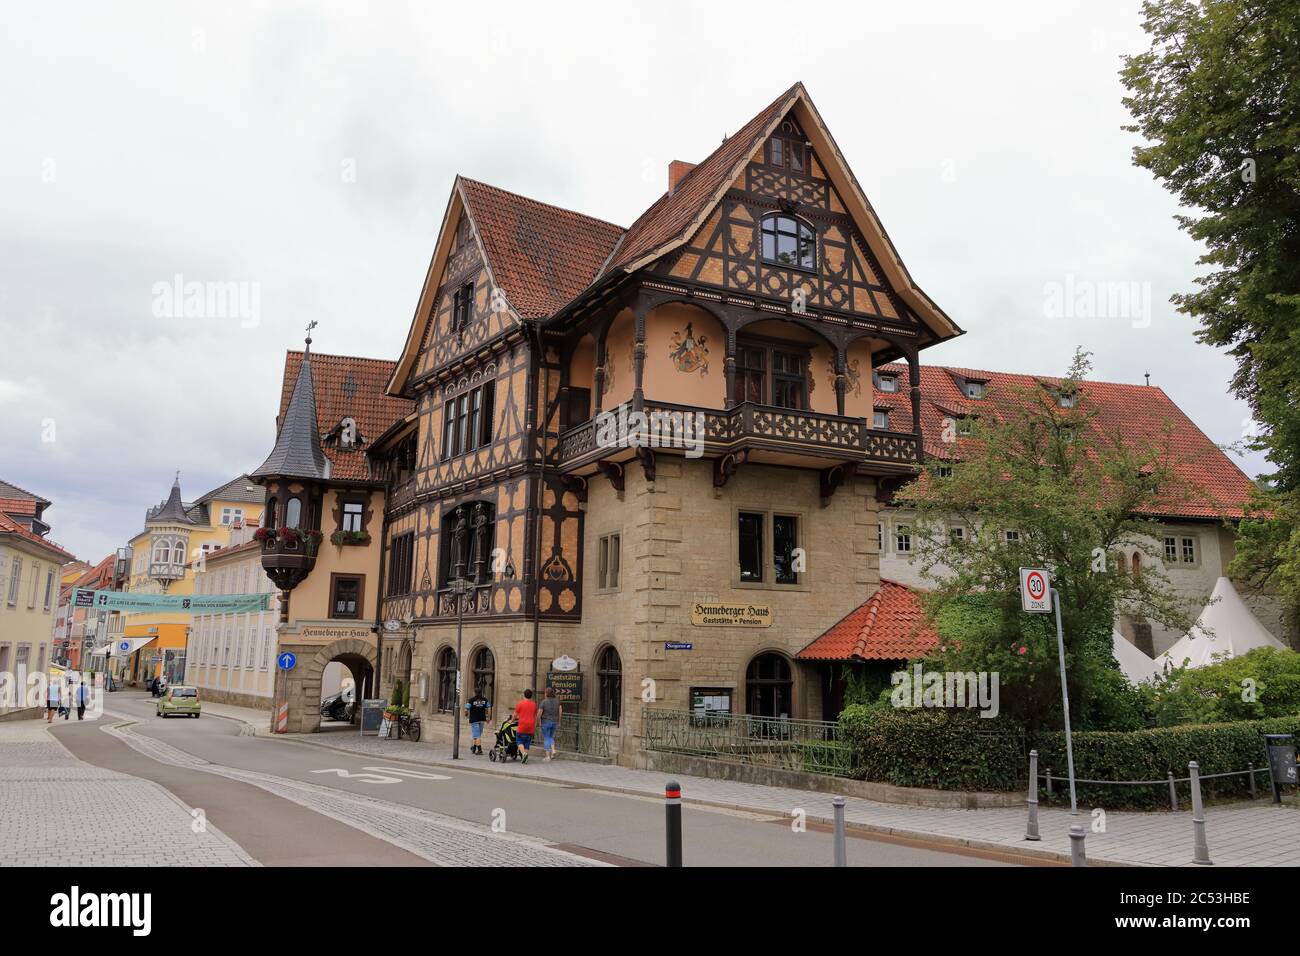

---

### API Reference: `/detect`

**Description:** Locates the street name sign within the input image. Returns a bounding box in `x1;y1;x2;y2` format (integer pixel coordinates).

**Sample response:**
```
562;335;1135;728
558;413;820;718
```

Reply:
1019;568;1051;613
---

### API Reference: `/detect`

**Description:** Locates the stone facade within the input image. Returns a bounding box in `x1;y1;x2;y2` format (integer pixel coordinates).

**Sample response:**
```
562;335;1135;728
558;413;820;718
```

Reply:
394;457;882;761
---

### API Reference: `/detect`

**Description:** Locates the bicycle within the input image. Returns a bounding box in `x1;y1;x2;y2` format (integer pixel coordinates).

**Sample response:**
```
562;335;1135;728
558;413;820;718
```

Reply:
397;712;422;742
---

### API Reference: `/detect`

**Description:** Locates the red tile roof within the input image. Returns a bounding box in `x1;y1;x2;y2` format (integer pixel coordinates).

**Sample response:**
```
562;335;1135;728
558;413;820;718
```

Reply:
0;511;75;562
599;84;799;277
797;580;938;662
0;497;39;517
874;363;1257;520
278;351;414;482
460;178;625;319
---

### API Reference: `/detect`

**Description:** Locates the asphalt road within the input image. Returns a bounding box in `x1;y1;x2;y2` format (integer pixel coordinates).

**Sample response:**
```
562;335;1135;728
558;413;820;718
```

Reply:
56;693;1035;867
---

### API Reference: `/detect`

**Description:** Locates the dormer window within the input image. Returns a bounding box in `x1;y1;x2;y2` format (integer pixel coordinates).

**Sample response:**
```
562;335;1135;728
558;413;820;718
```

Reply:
957;417;974;437
965;380;986;399
760;214;816;270
452;282;473;333
873;410;889;430
876;374;899;394
1058;391;1076;408
766;121;807;172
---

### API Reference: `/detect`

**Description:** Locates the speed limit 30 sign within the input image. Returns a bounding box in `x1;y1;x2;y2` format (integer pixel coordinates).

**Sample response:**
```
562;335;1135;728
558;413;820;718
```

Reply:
1020;568;1051;613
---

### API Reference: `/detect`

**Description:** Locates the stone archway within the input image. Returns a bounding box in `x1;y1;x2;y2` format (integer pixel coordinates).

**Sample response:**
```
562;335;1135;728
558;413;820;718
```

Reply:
279;637;377;735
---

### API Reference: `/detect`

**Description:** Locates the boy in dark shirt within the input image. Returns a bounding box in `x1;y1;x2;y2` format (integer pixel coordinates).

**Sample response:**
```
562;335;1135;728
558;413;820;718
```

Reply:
464;690;491;755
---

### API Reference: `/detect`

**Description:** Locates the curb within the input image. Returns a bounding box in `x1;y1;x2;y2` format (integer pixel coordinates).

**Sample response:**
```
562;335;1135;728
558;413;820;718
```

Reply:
237;718;1130;867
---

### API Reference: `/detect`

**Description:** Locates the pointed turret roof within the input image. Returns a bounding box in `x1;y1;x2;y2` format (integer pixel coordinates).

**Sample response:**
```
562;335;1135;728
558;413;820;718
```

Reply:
252;333;330;481
151;474;196;525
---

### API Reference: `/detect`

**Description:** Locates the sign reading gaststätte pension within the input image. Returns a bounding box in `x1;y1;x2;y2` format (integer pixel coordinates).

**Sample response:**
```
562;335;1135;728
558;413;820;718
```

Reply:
690;603;772;627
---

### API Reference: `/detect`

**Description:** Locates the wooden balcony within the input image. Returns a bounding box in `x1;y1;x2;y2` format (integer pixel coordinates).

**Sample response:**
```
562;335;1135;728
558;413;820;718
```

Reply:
555;400;921;475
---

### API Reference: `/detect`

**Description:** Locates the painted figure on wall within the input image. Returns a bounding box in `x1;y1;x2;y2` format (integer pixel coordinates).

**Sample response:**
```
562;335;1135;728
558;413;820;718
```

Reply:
669;322;710;376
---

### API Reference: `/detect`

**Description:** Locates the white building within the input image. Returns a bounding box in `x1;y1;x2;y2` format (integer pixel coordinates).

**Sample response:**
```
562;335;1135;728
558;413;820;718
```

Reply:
186;521;280;708
873;364;1292;658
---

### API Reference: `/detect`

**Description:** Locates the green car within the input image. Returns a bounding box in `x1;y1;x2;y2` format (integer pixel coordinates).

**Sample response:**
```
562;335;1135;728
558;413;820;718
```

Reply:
156;685;201;718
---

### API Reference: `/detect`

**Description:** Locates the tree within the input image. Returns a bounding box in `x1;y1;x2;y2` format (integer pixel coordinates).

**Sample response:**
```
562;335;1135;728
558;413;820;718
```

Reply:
1121;0;1300;616
904;350;1199;728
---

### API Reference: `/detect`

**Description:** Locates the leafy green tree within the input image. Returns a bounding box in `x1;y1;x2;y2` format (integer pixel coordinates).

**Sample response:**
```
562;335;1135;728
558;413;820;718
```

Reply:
1143;646;1300;724
904;350;1199;729
1121;0;1300;619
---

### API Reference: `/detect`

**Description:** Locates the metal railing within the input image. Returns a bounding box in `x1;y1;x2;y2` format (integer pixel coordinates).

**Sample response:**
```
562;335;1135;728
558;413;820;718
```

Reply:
1039;763;1270;810
642;707;854;777
550;712;615;759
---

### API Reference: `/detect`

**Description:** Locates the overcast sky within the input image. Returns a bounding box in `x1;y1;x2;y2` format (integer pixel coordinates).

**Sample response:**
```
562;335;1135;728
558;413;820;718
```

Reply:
1;0;1265;564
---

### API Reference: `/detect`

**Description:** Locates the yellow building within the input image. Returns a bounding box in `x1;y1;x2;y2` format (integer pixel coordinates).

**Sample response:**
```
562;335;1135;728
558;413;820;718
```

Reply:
1;483;76;714
119;475;264;685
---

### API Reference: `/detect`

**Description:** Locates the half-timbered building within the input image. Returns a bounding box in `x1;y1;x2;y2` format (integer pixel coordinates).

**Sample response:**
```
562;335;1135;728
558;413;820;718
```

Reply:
364;82;961;758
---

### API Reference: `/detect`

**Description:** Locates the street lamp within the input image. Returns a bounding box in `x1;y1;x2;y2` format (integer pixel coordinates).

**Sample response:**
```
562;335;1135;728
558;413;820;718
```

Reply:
448;576;472;760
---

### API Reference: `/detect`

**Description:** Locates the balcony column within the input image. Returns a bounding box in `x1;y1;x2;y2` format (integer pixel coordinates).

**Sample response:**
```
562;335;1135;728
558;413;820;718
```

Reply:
593;338;607;415
834;347;847;417
724;328;737;408
905;344;922;453
632;304;648;412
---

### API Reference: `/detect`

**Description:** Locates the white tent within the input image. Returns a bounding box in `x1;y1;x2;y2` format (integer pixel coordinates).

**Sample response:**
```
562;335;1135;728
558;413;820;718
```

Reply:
1157;577;1287;671
1112;630;1162;684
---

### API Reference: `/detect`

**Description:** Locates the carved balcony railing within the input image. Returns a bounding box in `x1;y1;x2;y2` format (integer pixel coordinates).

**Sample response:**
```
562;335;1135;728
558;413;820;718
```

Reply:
555;400;921;473
388;478;417;513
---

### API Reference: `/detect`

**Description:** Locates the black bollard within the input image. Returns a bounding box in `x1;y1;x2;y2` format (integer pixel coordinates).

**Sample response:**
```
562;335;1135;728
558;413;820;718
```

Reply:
665;780;683;867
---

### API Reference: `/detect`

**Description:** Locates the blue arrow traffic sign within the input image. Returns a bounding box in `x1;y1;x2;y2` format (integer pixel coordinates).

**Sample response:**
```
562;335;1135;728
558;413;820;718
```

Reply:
277;652;297;670
119;640;130;652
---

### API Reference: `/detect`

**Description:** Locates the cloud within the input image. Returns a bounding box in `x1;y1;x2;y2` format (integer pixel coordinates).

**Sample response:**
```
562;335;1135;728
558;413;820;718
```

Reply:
0;0;1267;561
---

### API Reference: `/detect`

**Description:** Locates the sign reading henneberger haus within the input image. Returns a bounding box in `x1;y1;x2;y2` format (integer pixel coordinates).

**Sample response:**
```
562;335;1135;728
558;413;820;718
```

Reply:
691;602;772;627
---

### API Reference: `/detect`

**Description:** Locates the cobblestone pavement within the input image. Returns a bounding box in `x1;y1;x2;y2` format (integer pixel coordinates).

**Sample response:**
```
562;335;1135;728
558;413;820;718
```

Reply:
200;702;1300;868
103;711;599;867
0;718;256;867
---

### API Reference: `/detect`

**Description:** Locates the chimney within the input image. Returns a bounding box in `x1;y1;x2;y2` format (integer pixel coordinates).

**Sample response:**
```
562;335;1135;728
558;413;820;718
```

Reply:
668;160;697;195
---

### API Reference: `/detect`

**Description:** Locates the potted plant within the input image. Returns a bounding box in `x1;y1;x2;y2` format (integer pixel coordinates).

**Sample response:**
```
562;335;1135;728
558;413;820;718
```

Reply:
330;529;372;547
253;526;275;544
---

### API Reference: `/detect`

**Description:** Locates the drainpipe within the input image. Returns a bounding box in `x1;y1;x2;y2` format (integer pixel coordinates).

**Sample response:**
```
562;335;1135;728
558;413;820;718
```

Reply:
528;318;550;693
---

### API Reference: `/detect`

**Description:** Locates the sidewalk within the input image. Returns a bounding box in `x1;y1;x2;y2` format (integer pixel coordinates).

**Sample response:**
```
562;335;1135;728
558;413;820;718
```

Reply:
201;700;1300;867
0;718;256;867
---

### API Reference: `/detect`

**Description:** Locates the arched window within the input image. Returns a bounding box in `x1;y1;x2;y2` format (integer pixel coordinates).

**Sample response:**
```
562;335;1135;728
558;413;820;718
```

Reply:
285;497;301;529
761;214;815;270
746;653;792;720
436;647;458;713
266;497;278;530
472;647;495;701
152;539;169;564
1117;553;1128;574
172;541;187;565
597;645;622;724
1131;552;1142;580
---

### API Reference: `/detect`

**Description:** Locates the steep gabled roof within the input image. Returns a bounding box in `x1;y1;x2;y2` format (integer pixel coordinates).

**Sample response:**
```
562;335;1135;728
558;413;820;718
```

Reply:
797;580;939;662
875;363;1257;520
389;82;960;395
253;346;331;482
195;475;265;506
459;178;625;319
150;477;195;525
272;350;413;482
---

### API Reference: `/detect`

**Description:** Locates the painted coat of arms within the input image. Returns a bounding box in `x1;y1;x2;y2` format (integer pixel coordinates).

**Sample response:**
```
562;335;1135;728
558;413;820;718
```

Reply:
669;322;710;376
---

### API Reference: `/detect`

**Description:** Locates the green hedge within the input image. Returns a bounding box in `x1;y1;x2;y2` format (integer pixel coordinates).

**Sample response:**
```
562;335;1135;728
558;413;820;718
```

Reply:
1033;716;1300;809
839;705;1026;792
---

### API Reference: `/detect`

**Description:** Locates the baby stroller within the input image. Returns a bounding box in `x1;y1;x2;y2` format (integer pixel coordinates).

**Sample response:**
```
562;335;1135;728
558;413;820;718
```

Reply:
487;715;520;762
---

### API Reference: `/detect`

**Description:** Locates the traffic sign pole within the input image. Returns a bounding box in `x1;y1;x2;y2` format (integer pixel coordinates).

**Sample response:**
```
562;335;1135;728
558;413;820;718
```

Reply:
1051;587;1078;816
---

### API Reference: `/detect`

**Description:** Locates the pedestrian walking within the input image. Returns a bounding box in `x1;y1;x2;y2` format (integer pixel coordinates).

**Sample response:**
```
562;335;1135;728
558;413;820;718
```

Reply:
76;678;89;720
539;686;562;761
45;679;61;723
62;677;74;719
464;689;491;755
514;688;538;764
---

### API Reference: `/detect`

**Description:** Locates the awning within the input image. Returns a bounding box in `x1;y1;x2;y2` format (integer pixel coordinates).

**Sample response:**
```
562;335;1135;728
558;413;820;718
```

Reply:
107;637;156;658
1157;577;1287;671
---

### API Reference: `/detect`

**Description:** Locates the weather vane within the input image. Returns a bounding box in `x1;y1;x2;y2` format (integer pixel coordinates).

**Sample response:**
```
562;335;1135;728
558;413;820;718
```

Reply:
305;319;317;353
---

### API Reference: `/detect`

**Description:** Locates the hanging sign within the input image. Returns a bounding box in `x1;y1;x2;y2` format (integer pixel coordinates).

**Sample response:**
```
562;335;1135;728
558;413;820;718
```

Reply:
72;588;270;615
